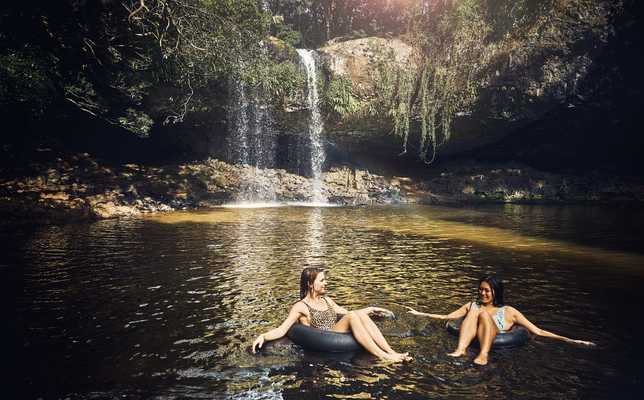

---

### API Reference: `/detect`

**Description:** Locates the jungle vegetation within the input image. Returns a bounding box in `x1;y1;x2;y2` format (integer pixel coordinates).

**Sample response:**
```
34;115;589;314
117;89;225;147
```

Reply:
0;0;637;164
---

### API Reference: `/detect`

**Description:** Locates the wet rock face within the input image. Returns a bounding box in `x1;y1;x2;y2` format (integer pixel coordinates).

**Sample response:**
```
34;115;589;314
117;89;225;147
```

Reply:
318;37;416;98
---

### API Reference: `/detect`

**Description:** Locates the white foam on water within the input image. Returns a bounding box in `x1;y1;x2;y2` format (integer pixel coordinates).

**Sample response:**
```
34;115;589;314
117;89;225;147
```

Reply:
219;202;286;209
220;201;338;208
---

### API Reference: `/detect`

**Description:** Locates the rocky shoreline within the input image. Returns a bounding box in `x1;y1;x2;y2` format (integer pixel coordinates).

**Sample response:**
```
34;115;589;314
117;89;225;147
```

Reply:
1;152;642;223
418;163;644;205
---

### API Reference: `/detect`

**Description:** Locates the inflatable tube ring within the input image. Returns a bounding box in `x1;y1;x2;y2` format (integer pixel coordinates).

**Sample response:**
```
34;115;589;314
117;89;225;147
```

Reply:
445;317;530;348
287;323;362;353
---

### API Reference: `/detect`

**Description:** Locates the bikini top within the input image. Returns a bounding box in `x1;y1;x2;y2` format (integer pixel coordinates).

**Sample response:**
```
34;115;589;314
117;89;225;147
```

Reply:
471;301;507;331
301;296;337;331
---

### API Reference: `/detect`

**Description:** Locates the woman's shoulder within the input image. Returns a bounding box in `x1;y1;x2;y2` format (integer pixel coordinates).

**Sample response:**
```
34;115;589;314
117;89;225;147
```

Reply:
503;305;519;314
290;300;309;313
465;300;478;309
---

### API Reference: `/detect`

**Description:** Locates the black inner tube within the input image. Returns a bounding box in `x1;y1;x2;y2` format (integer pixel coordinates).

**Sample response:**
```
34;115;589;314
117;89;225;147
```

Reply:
287;323;362;353
445;318;530;348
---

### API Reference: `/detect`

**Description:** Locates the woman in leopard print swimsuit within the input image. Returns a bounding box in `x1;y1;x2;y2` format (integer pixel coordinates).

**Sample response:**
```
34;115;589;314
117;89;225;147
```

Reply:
252;267;410;362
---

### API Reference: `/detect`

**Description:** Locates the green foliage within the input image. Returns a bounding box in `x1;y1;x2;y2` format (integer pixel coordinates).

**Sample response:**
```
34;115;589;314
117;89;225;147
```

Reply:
0;51;57;115
271;15;302;47
322;76;361;117
117;108;154;138
241;60;305;110
126;0;271;88
337;0;492;162
0;0;271;134
268;0;617;163
1;0;622;160
271;0;420;46
277;29;303;47
411;0;491;162
372;62;416;150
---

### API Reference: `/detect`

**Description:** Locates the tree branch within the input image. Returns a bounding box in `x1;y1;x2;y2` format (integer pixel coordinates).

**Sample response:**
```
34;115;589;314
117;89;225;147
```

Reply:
128;0;149;21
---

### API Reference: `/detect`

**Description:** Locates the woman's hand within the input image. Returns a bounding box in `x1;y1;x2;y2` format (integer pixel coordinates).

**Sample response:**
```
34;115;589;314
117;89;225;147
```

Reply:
405;306;425;316
368;306;394;317
568;338;596;347
252;334;265;353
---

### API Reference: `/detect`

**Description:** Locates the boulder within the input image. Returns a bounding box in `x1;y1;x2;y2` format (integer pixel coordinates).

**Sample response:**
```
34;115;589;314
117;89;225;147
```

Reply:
318;37;417;98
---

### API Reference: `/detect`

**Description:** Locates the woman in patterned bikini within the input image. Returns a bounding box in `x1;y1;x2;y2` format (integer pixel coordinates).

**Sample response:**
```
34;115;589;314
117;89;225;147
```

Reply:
406;275;595;365
252;267;411;362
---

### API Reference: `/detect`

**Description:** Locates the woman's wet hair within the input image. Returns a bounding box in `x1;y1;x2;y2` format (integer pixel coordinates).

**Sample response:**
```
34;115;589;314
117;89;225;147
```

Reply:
479;275;504;306
300;267;325;299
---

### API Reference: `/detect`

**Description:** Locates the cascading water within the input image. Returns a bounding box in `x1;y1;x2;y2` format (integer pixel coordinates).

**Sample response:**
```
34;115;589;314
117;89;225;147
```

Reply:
228;81;250;167
226;80;277;203
297;49;327;204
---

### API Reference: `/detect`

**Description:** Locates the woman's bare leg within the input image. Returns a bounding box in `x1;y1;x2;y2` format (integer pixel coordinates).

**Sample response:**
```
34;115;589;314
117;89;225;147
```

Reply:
473;311;498;365
448;306;479;357
354;309;407;357
333;312;404;362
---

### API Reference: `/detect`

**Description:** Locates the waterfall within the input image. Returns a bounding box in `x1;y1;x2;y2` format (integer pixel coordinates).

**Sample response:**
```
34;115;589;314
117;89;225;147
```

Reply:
228;81;250;167
226;80;276;203
297;49;327;204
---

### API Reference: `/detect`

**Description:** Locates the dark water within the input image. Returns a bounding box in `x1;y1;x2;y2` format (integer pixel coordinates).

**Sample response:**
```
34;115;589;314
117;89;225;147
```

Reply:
5;204;644;399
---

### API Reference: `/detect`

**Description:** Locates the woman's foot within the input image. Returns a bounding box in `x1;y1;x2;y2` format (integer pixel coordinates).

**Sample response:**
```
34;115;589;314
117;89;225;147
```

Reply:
386;349;410;358
473;354;489;365
447;349;466;357
380;353;402;362
381;352;412;362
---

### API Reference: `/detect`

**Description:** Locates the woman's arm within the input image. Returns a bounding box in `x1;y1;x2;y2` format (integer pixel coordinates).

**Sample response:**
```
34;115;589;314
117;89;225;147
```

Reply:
406;303;470;320
508;306;595;346
252;303;305;353
326;297;392;317
325;297;349;315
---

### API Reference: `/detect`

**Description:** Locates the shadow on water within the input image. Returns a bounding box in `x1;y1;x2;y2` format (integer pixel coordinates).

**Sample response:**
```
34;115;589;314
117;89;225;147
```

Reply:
6;204;644;398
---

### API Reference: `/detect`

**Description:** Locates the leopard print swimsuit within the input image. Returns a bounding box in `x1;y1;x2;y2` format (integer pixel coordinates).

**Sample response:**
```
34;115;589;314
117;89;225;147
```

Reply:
302;297;337;331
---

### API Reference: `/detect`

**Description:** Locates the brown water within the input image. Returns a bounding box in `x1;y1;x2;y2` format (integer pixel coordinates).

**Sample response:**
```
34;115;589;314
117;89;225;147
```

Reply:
6;204;644;399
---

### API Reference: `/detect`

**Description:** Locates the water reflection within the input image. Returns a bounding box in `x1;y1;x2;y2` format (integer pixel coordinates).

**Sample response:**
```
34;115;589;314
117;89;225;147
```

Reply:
150;206;644;273
11;205;644;398
304;208;325;267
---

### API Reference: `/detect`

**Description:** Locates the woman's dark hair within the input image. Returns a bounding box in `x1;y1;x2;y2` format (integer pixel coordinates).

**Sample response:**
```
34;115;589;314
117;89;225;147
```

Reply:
479;276;504;306
300;267;325;299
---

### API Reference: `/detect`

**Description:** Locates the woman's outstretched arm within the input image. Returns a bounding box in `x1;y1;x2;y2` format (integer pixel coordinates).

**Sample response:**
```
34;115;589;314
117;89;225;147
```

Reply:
327;297;394;317
507;306;595;346
252;302;306;352
406;303;470;320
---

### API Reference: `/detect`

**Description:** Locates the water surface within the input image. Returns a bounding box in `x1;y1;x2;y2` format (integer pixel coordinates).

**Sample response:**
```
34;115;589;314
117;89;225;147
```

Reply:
7;204;644;398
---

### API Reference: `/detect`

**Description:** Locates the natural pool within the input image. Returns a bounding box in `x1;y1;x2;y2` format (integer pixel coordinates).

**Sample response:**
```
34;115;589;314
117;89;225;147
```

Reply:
7;204;644;398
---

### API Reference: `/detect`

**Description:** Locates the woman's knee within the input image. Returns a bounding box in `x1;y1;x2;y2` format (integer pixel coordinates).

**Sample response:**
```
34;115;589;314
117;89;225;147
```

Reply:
477;310;493;325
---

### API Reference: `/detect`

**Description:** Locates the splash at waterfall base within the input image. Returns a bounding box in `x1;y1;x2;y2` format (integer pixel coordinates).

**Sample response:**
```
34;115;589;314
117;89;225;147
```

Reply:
2;153;644;222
